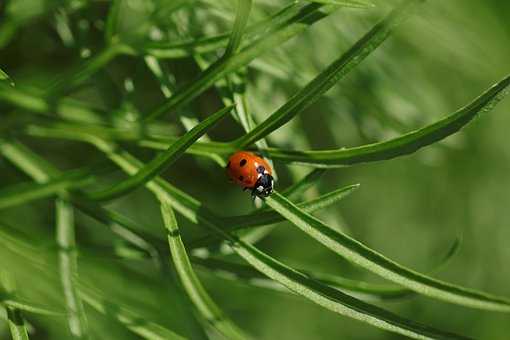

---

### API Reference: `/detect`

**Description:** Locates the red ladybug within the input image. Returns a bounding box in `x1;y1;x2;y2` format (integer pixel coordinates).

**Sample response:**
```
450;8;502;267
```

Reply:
226;151;274;197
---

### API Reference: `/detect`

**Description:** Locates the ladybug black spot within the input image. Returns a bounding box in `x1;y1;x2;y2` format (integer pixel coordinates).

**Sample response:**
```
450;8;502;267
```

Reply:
238;175;244;181
240;159;247;167
256;165;265;174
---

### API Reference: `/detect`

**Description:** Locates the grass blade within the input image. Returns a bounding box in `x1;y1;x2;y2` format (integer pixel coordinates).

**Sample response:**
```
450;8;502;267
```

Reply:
0;296;64;316
0;170;92;209
234;0;424;148
259;74;510;167
223;0;253;57
87;140;469;339
144;3;339;121
159;199;249;339
191;256;411;301
265;191;510;311
56;199;89;338
190;184;360;249
86;105;232;201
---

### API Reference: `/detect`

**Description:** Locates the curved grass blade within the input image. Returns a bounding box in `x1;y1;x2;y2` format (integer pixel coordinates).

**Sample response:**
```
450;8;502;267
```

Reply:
259;74;510;167
0;170;92;210
88;141;469;339
233;0;424;148
46;44;132;96
189;184;360;249
56;199;89;338
223;0;253;57
144;3;339;121
105;0;122;44
265;191;510;311
159;199;250;340
87;105;232;201
191;256;411;301
1;296;64;316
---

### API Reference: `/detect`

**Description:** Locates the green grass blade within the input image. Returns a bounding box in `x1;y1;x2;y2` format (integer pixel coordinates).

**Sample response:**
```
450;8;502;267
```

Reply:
259;74;510;167
230;240;468;340
144;3;339;121
223;0;253;57
189;184;360;249
105;0;122;44
234;0;424;148
87;105;232;201
265;191;510;311
191;256;411;301
159;199;249;340
56;199;89;338
46;44;131;96
88;141;469;339
1;296;64;316
0;171;92;209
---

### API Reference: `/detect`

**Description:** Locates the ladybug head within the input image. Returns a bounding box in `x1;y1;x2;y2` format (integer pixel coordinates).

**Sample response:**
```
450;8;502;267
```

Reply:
252;173;274;198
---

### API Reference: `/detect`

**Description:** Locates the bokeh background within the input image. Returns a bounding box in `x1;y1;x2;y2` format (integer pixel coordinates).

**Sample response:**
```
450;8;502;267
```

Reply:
1;0;510;339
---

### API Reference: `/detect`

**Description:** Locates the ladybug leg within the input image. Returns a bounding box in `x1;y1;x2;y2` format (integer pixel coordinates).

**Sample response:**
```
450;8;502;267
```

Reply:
243;187;249;191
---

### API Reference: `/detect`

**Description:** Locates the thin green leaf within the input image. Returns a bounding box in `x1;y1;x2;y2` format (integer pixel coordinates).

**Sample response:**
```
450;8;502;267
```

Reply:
105;0;122;44
56;199;89;338
88;141;468;339
46;43;133;96
265;191;510;311
0;170;92;210
144;3;340;121
258;74;510;167
192;256;411;301
234;0;424;148
86;105;232;201
159;199;249;340
0;296;64;316
189;184;360;249
223;0;253;57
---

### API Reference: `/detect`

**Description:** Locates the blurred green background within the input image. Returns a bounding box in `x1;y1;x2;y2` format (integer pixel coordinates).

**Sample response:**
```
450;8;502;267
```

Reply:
1;0;510;339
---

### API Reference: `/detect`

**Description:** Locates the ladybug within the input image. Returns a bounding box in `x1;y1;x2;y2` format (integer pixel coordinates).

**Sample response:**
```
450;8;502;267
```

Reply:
226;151;274;198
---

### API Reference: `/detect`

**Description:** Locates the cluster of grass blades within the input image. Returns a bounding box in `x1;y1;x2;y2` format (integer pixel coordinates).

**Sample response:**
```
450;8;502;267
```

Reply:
1;0;509;339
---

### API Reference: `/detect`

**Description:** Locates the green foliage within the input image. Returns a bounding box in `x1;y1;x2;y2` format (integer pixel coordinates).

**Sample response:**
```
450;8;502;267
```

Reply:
1;0;509;339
